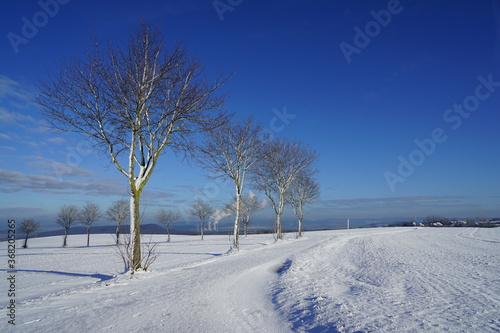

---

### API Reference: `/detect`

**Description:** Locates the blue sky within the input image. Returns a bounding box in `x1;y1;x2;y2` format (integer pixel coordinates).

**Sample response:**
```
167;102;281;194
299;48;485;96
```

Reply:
1;0;500;229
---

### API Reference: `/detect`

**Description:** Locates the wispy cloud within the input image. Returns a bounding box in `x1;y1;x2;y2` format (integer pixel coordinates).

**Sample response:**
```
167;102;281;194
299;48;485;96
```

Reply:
0;107;36;124
0;168;126;196
46;137;65;144
0;107;47;134
0;133;20;141
313;195;476;219
0;146;16;151
0;75;31;100
322;195;466;208
22;155;96;178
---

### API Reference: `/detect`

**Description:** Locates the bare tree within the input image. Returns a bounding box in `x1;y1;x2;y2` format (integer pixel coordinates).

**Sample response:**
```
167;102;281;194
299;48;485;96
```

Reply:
156;209;180;242
107;200;129;244
79;202;102;246
241;192;266;237
56;205;79;247
225;192;266;237
190;199;214;240
36;23;229;270
195;116;265;249
286;170;320;237
19;218;39;248
252;138;318;240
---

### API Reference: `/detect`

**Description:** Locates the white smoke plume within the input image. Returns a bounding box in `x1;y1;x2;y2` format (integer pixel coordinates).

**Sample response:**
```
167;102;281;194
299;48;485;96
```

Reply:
209;208;232;231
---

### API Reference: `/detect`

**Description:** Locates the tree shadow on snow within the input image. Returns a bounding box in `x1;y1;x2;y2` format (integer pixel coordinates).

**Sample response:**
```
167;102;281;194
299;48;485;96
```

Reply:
155;251;223;257
0;269;114;282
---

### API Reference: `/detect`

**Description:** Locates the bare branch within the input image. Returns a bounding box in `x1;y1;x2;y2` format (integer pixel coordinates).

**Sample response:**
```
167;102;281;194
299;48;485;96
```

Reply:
285;170;320;237
156;208;180;242
107;200;129;245
190;199;214;240
20;218;40;249
56;204;79;247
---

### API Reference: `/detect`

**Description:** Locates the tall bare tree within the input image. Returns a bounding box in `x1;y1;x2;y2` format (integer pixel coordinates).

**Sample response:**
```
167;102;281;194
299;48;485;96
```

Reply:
285;170;320;237
36;23;229;270
190;199;214;240
19;218;39;248
56;204;79;247
252;138;318;240
195;116;265;249
156;208;179;242
79;202;102;246
107;200;129;244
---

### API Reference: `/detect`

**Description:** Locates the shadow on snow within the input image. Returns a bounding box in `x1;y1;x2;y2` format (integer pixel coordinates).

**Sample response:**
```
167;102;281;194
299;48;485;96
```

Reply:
0;269;114;282
271;259;342;333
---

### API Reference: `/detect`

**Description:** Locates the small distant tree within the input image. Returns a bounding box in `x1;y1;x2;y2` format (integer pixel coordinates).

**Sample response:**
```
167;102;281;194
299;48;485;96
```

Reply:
190;199;214;240
286;170;320;237
19;218;39;248
79;202;102;246
107;200;129;244
56;204;79;247
225;192;266;237
156;209;180;242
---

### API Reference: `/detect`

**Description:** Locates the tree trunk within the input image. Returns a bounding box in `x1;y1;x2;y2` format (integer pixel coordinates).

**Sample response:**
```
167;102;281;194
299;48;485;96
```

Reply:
87;228;90;247
166;227;171;242
200;218;205;240
116;227;120;245
296;204;304;238
23;234;29;248
130;190;142;271
63;229;68;247
233;187;242;249
276;192;286;240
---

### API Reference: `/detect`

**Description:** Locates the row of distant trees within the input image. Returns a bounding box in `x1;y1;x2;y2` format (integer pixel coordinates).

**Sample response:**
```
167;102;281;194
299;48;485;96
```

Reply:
22;172;318;248
34;22;319;271
389;215;500;228
19;201;127;248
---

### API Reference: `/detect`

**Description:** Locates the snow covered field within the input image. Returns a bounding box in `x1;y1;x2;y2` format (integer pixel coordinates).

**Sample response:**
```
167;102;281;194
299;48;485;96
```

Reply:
1;227;499;332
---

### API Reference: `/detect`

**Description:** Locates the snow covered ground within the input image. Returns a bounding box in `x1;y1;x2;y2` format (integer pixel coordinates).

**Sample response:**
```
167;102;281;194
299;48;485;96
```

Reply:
1;227;498;332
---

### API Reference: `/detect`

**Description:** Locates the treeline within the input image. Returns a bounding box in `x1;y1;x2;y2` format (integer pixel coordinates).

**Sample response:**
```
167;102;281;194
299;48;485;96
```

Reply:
389;215;500;228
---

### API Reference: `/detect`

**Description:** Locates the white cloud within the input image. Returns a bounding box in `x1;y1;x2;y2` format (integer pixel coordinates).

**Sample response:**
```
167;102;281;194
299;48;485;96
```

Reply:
47;137;65;144
0;133;20;141
0;146;16;151
0;107;36;124
0;168;126;196
0;75;34;108
23;155;97;178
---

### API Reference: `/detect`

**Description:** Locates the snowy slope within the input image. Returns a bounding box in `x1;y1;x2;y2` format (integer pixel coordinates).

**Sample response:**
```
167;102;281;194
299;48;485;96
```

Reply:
273;228;500;332
1;228;498;332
